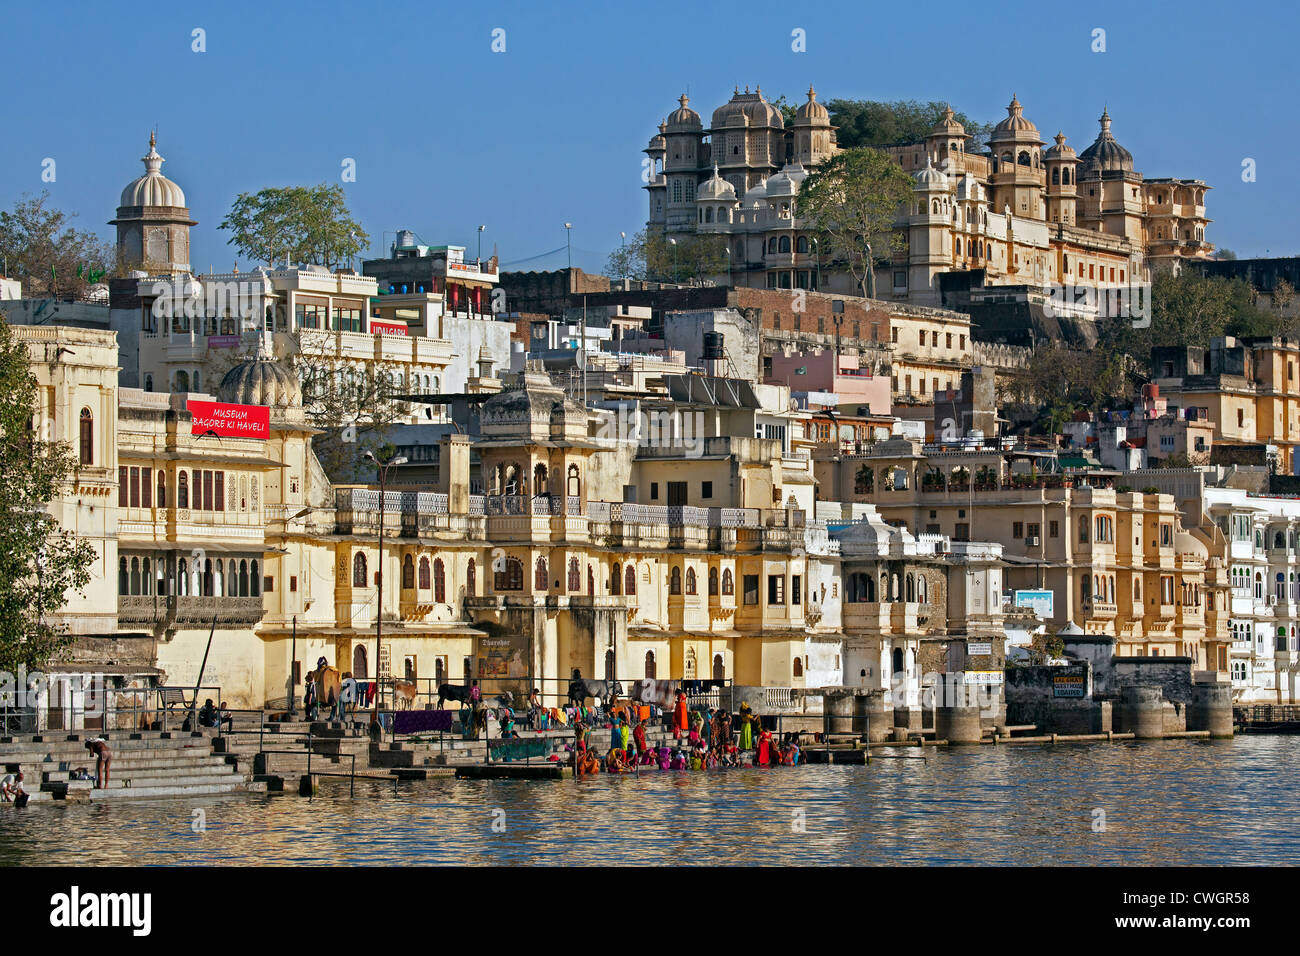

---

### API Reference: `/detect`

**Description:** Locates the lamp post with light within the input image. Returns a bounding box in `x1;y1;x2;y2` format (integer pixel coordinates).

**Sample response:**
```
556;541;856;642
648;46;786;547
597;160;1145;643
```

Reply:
363;450;408;720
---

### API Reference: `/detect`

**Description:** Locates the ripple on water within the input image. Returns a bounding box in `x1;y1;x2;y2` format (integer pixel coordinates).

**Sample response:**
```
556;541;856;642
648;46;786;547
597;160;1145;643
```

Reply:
2;738;1300;866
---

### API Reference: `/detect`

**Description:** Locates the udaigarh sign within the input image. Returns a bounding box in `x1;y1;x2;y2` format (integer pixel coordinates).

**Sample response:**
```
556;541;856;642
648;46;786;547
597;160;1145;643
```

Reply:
187;400;270;439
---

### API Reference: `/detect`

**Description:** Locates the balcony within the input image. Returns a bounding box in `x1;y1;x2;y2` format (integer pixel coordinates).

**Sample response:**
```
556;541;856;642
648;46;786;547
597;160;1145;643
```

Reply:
117;594;265;628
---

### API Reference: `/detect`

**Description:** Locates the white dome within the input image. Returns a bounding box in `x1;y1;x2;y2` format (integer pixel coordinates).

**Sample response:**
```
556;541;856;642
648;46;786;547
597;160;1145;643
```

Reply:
913;157;949;192
120;133;187;208
696;165;737;202
766;162;807;198
745;178;770;205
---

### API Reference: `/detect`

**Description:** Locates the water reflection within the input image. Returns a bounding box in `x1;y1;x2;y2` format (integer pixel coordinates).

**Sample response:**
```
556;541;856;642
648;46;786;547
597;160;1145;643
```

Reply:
2;738;1298;866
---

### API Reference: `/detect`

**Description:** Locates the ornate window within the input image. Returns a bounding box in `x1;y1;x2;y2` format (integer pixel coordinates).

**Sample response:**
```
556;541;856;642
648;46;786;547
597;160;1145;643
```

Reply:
79;408;93;465
418;556;430;589
496;557;524;591
670;566;682;595
685;567;697;595
466;558;476;595
403;555;415;589
625;564;637;596
721;569;734;595
612;562;621;595
353;552;368;588
568;557;581;592
434;558;446;603
535;557;549;592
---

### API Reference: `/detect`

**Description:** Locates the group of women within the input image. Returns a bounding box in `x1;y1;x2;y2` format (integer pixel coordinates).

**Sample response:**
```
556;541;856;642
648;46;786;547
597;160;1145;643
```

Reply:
569;692;801;776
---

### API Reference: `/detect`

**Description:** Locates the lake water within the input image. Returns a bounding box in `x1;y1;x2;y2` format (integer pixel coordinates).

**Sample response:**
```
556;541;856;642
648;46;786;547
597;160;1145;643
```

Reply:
3;737;1298;866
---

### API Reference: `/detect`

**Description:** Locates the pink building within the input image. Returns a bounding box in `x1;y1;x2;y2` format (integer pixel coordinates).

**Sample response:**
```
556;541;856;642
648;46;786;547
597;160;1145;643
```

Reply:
767;351;891;415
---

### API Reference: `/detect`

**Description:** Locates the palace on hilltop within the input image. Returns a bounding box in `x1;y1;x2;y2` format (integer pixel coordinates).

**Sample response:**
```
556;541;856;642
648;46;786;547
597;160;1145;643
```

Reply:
643;87;1213;318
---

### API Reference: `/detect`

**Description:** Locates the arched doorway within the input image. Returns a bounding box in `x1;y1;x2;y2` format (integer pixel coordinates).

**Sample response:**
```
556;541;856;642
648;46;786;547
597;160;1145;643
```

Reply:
644;650;656;678
353;645;368;680
712;654;725;681
892;647;904;675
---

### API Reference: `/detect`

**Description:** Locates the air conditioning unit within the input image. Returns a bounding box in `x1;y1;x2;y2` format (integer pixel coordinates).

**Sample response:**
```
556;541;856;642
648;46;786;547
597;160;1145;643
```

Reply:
1026;536;1040;546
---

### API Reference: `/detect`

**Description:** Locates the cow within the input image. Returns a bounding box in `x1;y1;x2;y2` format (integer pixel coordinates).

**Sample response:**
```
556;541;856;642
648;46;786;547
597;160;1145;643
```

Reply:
391;679;417;711
630;678;681;708
437;683;473;709
568;678;624;709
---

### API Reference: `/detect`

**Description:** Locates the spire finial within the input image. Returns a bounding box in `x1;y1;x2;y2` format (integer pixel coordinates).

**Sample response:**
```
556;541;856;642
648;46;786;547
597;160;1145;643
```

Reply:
149;129;156;150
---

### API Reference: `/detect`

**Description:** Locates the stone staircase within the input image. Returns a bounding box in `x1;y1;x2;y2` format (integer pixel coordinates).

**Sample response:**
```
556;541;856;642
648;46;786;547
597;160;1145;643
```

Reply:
0;731;263;804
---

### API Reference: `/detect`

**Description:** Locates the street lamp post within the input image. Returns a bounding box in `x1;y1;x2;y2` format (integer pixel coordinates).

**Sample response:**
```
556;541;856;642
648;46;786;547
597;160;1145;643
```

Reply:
668;237;678;285
564;222;573;273
811;237;821;292
477;224;486;265
620;232;626;283
363;450;408;721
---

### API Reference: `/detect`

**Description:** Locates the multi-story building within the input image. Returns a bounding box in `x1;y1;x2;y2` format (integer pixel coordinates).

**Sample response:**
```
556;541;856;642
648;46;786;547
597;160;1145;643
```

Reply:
813;436;1227;667
1154;336;1300;476
644;88;1212;312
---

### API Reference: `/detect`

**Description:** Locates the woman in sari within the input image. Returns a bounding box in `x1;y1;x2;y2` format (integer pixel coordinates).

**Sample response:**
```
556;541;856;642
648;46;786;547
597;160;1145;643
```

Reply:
756;727;775;766
673;690;689;739
632;719;649;758
738;703;754;751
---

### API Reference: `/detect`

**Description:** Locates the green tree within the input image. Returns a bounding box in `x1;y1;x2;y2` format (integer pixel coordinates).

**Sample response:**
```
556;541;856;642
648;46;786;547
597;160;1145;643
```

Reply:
0;192;116;298
827;99;992;151
219;184;370;269
0;317;96;672
606;229;729;284
795;147;914;297
1099;272;1277;377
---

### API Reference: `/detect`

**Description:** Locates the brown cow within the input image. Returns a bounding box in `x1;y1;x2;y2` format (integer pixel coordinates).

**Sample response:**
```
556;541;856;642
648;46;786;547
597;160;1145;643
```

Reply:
391;679;417;711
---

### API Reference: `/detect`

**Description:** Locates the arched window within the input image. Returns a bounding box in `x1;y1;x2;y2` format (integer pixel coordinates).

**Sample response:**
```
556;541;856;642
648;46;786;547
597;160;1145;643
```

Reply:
177;558;188;596
142;557;152;595
178;471;188;509
625;564;637;596
1051;167;1060;185
567;557;580;591
611;562;621;595
79;408;93;465
496;557;524;591
175;370;189;392
767;237;777;254
251;560;260;596
434;558;446;603
712;654;725;681
587;564;594;596
906;574;915;602
892;647;904;674
156;470;166;508
238;560;249;597
1018;151;1030;166
644;650;656;679
118;557;128;595
466;558;476;596
353;552;368;588
567;464;581;498
1078;516;1089;543
793;657;803;678
670;567;682;595
709;567;719;596
721;569;734;595
796;236;809;254
418;556;430;589
403;555;415;589
535;557;548;592
685;567;697;595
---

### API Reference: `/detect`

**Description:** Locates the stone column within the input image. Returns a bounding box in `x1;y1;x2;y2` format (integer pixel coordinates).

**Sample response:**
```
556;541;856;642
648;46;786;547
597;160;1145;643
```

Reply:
1188;683;1234;738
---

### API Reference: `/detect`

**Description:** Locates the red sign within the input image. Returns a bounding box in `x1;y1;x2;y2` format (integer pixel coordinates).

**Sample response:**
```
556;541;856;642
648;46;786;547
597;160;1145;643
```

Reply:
370;320;410;337
188;400;270;440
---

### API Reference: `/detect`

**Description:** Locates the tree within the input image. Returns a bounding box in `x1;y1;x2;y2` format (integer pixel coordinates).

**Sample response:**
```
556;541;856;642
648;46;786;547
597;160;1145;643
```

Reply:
605;228;729;284
0;317;97;672
827;99;992;151
0;192;116;299
287;331;413;481
1098;272;1277;378
795;147;914;297
219;184;369;269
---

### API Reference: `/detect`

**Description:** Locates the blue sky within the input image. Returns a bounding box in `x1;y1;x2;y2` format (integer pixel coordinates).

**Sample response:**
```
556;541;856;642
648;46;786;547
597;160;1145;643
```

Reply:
5;0;1296;275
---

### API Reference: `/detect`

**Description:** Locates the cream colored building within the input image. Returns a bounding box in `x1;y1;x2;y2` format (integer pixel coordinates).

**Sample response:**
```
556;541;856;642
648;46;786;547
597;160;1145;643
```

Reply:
645;89;1213;306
